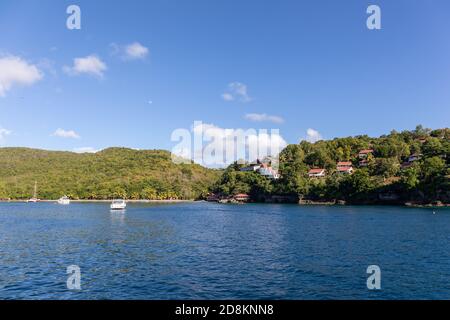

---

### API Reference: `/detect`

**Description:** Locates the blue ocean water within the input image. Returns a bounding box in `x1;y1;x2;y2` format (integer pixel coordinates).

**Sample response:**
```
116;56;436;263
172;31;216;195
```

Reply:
0;202;449;300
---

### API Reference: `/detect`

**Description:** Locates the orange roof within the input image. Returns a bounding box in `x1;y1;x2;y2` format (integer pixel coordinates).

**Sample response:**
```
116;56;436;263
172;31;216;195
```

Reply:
337;161;352;166
309;168;325;174
359;149;374;154
234;193;249;198
337;166;352;172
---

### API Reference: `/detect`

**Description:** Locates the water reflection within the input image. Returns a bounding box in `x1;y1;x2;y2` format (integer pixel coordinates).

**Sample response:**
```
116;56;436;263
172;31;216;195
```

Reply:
110;210;125;225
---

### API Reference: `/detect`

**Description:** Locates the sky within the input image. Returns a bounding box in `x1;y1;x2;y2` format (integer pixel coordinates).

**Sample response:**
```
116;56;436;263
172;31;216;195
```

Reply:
0;0;449;159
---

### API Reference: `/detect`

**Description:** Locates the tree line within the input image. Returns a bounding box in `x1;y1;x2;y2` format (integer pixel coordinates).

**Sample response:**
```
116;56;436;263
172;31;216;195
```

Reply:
0;147;220;200
211;126;449;204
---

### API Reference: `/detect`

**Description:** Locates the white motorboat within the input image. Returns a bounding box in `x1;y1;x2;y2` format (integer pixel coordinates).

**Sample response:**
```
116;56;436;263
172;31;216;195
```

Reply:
110;199;126;210
57;196;70;205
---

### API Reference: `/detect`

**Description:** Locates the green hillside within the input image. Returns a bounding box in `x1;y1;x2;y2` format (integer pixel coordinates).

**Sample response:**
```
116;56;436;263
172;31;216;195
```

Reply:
1;126;448;205
212;126;450;205
0;147;220;200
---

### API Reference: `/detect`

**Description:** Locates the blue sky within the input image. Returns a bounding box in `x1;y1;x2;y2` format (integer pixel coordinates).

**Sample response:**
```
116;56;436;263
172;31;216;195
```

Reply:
0;0;449;154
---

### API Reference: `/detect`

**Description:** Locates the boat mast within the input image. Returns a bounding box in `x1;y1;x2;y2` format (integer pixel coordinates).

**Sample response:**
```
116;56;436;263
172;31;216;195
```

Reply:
33;181;37;199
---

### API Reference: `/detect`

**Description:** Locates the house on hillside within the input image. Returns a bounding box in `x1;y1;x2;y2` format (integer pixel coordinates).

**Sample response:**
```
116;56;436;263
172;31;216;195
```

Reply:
240;160;280;179
336;161;353;174
308;168;326;178
337;166;354;174
240;164;261;172
358;149;374;159
358;159;369;167
258;163;280;180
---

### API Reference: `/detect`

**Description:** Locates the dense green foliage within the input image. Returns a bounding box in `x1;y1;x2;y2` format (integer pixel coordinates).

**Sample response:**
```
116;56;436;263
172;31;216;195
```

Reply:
212;126;450;204
1;126;448;204
0;147;220;200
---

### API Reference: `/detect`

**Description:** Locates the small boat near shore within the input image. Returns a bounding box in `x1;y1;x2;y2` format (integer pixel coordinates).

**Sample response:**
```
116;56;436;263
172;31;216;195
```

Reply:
110;199;126;210
57;196;70;205
27;181;40;203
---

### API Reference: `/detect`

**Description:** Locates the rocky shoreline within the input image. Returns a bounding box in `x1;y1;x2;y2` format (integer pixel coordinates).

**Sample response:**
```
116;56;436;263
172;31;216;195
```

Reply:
207;197;449;207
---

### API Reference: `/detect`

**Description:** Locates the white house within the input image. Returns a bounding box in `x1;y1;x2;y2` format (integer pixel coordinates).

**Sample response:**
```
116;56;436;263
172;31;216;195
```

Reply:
337;166;354;174
240;162;280;179
308;168;326;178
336;161;354;174
258;164;280;180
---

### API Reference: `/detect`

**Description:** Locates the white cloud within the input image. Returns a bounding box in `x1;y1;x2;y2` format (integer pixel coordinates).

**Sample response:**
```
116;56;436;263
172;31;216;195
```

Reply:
303;128;323;143
222;82;252;102
221;93;234;101
52;128;80;139
187;122;287;167
73;147;99;153
244;113;284;124
125;42;149;60
63;55;107;78
0;56;43;97
110;42;149;61
0;127;12;142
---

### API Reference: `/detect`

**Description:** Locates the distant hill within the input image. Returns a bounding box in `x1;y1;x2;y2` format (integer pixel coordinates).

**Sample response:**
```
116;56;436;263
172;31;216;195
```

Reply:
0;147;220;200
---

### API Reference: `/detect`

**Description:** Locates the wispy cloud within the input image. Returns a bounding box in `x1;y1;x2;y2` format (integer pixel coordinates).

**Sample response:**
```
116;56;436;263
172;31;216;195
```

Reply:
37;58;57;77
0;127;12;142
0;56;43;97
303;128;323;143
244;113;284;124
73;147;99;153
222;82;252;102
221;93;234;101
52;128;80;139
110;42;149;60
63;55;107;78
125;42;149;60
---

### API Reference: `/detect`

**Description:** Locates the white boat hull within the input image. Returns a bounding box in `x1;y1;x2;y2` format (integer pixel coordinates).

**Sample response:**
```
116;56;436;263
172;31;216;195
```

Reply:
57;196;70;205
110;200;126;210
110;205;126;210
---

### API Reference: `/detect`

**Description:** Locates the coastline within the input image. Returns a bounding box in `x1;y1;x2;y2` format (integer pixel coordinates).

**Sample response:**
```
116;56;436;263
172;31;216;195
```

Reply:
0;199;194;203
209;198;450;208
1;199;448;208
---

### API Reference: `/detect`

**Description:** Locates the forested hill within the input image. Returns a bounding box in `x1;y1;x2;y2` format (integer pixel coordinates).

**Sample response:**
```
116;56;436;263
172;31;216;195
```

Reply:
212;126;450;205
1;126;449;204
0;147;220;200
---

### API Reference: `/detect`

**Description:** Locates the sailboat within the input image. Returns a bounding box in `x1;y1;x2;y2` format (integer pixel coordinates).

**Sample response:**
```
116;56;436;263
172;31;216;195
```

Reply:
27;181;40;203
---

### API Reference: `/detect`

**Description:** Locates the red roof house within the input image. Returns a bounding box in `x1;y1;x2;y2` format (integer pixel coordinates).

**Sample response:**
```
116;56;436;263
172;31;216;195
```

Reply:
308;168;326;178
358;149;374;159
